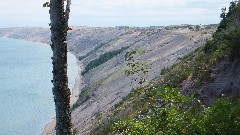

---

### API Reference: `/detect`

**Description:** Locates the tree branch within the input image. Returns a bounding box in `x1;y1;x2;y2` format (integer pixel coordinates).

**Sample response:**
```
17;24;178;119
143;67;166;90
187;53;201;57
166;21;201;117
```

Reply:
65;0;71;27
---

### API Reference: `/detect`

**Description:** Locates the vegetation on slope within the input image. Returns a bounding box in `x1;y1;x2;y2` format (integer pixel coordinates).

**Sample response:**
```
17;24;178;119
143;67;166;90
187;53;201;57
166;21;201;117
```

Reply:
78;31;134;61
90;2;240;135
81;46;129;75
78;43;106;61
78;38;118;61
72;72;115;110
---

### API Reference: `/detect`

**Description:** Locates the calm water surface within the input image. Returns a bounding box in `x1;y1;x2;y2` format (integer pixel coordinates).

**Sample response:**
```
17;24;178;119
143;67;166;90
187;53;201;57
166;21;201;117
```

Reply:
0;38;78;135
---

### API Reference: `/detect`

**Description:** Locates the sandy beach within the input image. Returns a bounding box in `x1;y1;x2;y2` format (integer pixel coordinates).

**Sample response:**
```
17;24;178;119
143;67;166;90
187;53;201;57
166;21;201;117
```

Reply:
40;61;82;135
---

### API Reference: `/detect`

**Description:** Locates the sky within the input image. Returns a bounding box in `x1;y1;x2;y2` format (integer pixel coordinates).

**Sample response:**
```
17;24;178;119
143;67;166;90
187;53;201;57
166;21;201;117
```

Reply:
0;0;233;28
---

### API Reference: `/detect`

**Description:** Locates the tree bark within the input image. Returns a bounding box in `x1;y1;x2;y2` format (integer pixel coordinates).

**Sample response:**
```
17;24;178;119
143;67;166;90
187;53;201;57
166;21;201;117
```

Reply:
50;0;72;134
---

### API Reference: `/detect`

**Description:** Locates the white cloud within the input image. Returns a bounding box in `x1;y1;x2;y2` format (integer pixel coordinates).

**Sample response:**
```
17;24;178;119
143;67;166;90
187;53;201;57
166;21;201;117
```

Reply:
70;0;232;26
0;0;233;27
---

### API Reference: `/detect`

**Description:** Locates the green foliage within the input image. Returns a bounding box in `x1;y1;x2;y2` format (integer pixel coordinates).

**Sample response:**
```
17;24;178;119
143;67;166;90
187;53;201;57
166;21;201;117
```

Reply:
163;63;191;87
43;0;69;7
43;2;50;7
224;29;240;57
78;42;109;61
112;86;194;135
72;73;114;110
81;46;129;75
90;119;115;135
72;87;90;110
226;2;238;18
201;98;240;134
204;1;240;58
78;32;132;61
220;7;226;19
125;49;148;85
217;1;238;32
78;55;87;61
204;39;217;53
95;112;103;120
160;67;171;75
112;86;240;135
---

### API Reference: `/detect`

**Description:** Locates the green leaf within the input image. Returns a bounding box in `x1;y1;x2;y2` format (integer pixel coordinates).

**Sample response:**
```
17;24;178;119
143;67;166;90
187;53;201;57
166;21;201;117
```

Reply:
43;2;50;7
136;48;142;55
127;50;133;54
132;50;136;54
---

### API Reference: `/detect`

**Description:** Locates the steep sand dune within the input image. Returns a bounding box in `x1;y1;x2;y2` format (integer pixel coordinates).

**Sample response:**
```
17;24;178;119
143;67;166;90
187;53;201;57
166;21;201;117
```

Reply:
0;25;216;134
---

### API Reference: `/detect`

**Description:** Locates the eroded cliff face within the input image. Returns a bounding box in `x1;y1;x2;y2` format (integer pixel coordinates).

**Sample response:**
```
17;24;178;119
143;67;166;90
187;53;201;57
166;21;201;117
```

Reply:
70;26;216;135
0;25;216;134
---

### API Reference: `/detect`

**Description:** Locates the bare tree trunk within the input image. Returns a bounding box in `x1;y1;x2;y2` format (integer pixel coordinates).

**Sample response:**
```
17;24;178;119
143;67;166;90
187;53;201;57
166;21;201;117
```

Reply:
50;0;72;134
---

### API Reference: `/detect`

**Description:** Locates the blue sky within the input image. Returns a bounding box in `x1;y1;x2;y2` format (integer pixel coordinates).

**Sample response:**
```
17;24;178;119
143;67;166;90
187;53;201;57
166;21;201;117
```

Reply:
0;0;233;28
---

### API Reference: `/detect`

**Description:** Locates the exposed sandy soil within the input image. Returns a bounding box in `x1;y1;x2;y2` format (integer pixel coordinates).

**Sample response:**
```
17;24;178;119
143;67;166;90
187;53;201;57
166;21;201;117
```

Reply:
182;58;240;106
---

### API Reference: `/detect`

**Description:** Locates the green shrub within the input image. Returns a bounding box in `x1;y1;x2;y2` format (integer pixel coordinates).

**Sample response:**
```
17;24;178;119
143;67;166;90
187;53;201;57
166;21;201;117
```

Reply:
225;29;240;58
160;67;170;75
201;98;240;134
112;86;240;135
204;39;217;53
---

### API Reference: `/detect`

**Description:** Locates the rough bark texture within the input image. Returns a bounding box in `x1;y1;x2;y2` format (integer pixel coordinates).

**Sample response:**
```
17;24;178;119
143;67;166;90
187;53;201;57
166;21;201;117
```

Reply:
50;0;72;134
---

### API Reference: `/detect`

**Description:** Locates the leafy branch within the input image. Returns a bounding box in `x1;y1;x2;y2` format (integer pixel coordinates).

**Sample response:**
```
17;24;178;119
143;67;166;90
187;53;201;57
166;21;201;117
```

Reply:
125;49;149;86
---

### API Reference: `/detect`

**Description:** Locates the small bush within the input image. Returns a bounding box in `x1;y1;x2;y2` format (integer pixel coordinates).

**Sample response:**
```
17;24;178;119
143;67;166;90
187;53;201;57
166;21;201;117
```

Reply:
204;39;217;53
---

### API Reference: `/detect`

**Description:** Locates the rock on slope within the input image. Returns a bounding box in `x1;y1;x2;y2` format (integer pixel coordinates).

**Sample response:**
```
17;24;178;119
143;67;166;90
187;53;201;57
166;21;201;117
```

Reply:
0;25;216;134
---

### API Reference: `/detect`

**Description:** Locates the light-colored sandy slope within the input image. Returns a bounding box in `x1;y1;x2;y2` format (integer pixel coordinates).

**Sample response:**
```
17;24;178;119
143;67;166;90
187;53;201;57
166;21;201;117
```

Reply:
0;25;216;135
70;27;215;135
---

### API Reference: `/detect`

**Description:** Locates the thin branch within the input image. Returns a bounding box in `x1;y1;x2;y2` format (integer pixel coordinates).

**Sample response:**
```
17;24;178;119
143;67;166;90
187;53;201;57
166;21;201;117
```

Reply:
65;0;71;27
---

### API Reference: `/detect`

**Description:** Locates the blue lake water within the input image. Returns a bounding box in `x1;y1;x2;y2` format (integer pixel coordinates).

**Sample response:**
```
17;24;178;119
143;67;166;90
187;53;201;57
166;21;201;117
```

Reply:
0;38;78;135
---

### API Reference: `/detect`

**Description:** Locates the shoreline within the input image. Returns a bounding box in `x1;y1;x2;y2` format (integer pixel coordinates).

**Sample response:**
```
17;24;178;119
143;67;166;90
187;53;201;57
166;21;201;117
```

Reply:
40;59;83;135
0;37;50;47
0;37;81;135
